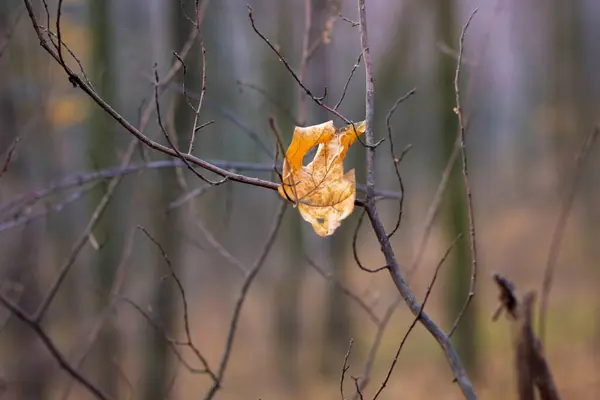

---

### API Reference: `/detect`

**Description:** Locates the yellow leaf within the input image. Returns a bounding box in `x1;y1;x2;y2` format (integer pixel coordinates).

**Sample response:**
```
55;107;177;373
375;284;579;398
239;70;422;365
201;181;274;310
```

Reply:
278;120;366;236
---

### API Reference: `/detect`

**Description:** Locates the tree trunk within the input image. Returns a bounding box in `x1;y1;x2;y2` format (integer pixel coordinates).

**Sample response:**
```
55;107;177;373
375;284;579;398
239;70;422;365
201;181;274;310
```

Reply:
88;0;121;396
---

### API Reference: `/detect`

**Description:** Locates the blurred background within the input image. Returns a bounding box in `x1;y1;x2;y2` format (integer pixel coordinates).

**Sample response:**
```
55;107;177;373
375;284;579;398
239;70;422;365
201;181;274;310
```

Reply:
0;0;599;399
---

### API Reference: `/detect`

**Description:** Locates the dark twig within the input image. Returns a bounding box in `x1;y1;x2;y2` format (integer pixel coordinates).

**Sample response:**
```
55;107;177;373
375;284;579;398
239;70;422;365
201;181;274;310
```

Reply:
352;208;388;273
188;30;208;154
137;226;217;382
339;14;359;27
118;296;213;375
0;294;112;400
353;376;364;400
0;136;21;179
340;339;354;400
204;201;287;399
448;8;479;339
385;88;416;239
372;233;462;400
153;66;227;186
357;1;476;398
538;126;599;343
335;53;363;110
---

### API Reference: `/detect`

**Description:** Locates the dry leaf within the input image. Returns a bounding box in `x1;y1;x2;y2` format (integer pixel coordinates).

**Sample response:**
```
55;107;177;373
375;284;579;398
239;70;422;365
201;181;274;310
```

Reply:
278;120;366;236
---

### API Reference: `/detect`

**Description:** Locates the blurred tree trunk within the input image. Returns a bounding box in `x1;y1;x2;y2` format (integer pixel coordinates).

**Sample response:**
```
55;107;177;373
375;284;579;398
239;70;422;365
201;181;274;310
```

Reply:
548;0;586;177
269;1;303;395
435;0;478;374
139;1;193;399
88;0;121;396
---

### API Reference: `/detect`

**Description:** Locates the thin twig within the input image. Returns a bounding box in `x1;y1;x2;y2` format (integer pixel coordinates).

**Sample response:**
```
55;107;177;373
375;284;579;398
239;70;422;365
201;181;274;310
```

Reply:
339;14;359;27
204;201;287;399
138;226;217;382
352;208;388;273
340;339;354;400
0;135;21;180
372;233;462;400
385;88;416;239
334;53;363;111
448;8;479;338
188;27;208;154
118;296;213;375
153;66;226;186
538;126;599;343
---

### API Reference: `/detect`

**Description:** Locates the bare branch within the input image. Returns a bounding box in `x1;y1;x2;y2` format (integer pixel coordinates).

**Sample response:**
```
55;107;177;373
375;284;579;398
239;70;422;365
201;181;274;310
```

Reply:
357;1;476;398
153;65;227;186
138;226;217;382
188;30;208;154
385;88;416;239
335;53;363;111
0;294;112;400
448;8;479;338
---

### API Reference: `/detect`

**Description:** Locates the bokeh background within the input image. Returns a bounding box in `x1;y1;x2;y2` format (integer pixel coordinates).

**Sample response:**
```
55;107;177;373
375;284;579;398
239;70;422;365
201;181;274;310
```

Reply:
0;0;599;399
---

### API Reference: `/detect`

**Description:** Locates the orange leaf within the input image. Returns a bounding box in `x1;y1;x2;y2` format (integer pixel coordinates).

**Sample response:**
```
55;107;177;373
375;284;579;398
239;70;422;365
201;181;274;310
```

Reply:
278;120;366;236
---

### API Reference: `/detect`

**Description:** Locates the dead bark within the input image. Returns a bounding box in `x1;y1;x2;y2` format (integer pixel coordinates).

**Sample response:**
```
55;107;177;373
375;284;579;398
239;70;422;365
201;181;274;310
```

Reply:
492;274;560;400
